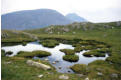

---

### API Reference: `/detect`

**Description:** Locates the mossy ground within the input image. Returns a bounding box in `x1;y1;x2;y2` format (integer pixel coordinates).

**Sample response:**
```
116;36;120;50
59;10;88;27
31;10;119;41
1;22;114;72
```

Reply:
16;50;51;58
39;39;59;48
63;55;79;62
71;60;121;80
60;49;75;55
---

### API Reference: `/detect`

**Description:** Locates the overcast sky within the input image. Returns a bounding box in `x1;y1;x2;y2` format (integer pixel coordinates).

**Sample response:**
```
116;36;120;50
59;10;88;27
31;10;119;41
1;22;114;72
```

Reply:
1;0;121;22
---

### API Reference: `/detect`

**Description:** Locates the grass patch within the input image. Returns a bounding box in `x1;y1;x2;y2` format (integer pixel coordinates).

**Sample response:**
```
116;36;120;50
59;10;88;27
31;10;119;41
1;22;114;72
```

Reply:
70;64;88;74
63;55;79;62
70;60;121;80
39;39;59;48
17;50;51;58
83;49;106;57
60;49;75;55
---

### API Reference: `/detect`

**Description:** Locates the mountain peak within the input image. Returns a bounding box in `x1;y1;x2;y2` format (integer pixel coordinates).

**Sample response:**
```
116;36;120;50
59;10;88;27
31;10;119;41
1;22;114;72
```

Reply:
66;13;87;22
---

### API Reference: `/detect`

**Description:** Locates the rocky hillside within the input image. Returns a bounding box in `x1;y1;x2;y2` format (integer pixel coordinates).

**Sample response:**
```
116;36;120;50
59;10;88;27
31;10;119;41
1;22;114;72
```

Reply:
24;21;121;34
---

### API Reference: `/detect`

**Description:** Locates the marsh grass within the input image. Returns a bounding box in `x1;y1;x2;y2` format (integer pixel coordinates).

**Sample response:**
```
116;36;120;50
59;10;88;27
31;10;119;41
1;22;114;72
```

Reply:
71;60;121;80
63;55;79;62
60;49;75;55
17;50;51;58
39;39;59;48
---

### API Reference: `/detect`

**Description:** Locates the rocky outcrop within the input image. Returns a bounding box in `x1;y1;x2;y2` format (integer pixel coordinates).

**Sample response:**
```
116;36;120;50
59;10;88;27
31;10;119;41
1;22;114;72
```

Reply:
26;60;51;70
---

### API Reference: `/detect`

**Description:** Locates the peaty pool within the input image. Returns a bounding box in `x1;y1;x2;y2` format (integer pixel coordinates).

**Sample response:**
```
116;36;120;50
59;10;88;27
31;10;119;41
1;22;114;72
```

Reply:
2;41;108;73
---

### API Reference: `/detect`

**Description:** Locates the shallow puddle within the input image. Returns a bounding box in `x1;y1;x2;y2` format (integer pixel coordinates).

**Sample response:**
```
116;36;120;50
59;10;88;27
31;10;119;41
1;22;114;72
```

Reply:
2;41;108;73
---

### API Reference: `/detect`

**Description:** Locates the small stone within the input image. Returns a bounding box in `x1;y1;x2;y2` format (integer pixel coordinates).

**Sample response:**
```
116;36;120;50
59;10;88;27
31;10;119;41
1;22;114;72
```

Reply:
97;72;103;76
59;75;69;80
52;62;56;64
111;73;118;78
45;58;49;61
85;77;89;80
55;60;59;62
68;71;71;73
46;72;53;74
96;68;102;71
58;66;62;69
38;74;43;78
4;61;12;64
77;74;84;77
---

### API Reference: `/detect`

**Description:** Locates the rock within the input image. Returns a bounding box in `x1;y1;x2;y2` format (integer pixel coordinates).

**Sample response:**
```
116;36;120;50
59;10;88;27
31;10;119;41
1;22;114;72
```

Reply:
26;60;51;70
4;61;12;64
52;61;56;64
59;75;69;80
116;21;121;26
47;72;53;74
68;71;71;73
45;58;49;61
111;73;118;78
58;66;62;69
85;77;89;80
96;68;102;71
73;32;76;34
58;32;60;34
38;74;43;78
63;28;69;32
77;74;84;77
55;60;59;62
97;72;103;76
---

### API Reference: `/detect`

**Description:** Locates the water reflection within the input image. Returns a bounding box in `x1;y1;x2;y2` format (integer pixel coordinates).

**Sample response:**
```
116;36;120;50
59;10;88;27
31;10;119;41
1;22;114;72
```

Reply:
2;41;108;73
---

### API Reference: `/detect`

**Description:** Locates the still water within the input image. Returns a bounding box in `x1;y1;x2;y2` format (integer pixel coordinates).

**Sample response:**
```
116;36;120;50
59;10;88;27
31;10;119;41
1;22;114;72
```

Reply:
2;41;108;73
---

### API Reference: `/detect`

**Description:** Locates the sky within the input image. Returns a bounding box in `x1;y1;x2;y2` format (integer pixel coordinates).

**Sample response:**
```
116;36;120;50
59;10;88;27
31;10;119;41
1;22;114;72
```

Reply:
1;0;121;22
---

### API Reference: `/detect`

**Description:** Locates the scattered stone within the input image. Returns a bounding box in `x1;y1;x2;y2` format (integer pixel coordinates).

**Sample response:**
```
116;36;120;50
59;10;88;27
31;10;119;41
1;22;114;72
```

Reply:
26;60;51;70
97;72;103;76
45;58;49;61
47;72;53;74
68;71;71;73
58;66;62;69
111;73;118;78
59;75;69;80
73;32;76;34
38;74;43;78
77;74;84;77
85;77;89;80
4;61;12;64
66;67;70;69
52;61;56;64
55;60;59;63
57;32;60;34
96;68;102;71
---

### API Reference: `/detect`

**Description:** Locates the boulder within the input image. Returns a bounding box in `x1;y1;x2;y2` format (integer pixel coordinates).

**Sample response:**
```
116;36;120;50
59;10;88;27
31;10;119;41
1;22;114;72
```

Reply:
26;60;51;70
97;72;103;76
59;75;69;80
111;73;118;78
85;77;89;80
38;74;43;78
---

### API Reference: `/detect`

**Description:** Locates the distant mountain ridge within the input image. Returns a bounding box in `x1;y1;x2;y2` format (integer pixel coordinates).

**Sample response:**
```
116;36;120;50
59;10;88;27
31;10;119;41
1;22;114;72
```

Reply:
66;13;87;22
1;9;72;30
